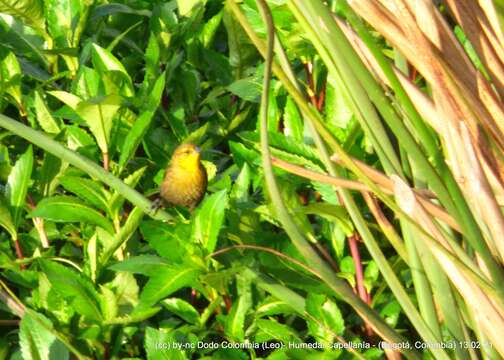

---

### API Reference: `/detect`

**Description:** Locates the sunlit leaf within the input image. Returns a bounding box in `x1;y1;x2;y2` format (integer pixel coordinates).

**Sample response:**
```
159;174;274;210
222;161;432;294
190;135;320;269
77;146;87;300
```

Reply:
33;90;60;133
0;49;22;106
108;255;169;276
47;90;82;109
138;265;200;309
306;293;344;345
144;327;186;360
19;310;69;360
0;0;46;32
75;94;122;155
191;189;228;253
31;195;114;233
59;175;110;213
255;318;301;343
161;298;200;325
39;260;103;321
91;43;134;96
0;195;16;240
6;145;33;228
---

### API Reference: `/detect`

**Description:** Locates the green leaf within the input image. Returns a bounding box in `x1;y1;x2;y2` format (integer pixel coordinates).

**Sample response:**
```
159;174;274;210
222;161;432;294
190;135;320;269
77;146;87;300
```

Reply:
0;143;10;181
222;4;256;74
255;318;301;344
36;273;75;325
161;298;200;325
19;310;69;360
202;48;233;85
256;297;296;317
107;20;143;53
364;260;379;288
6;145;33;228
294;203;353;236
324;74;355;140
191;189;228;253
33;90;60;133
66;125;95;150
107;272;139;308
39;260;103;321
224;272;252;342
283;96;303;141
200;10;222;48
47;90;82;109
144;70;166;111
0;14;48;66
164;104;188;140
0;49;22;106
87;233;97;282
380;300;401;328
140;220;189;263
340;256;355;276
104;307;161;325
73;66;101;99
239;131;321;167
0;0;46;32
144;327;186;360
227;77;261;102
91;3;151;22
176;0;204;17
138;265;200;309
305;293;344;345
91;43;134;96
31;195;114;233
230;162;251;202
0;195;16;240
144;32;160;85
59;175;110;213
109;166;146;216
108;255;169;276
43;0;81;48
38;151;64;197
99;285;117;321
75;94;122;154
224;294;250;342
177;68;199;112
119;110;155;168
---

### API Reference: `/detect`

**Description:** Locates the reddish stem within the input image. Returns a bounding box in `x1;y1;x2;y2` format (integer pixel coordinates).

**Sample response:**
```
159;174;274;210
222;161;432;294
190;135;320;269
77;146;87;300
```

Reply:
316;77;327;111
14;240;25;270
348;233;374;337
408;63;418;82
0;320;20;326
223;295;232;313
304;61;327;111
303;61;319;107
103;152;109;171
191;289;198;307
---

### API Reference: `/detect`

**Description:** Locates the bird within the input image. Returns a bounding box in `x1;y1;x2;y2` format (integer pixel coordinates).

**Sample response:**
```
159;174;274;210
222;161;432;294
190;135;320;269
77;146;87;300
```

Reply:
159;143;208;212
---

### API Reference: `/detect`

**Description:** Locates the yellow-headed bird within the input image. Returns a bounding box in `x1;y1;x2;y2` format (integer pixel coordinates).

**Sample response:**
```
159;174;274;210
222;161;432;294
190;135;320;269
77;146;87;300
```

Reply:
160;143;207;212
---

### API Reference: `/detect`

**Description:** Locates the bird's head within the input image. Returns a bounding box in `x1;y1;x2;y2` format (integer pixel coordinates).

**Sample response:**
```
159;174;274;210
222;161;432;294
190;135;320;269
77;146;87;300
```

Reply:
171;143;202;170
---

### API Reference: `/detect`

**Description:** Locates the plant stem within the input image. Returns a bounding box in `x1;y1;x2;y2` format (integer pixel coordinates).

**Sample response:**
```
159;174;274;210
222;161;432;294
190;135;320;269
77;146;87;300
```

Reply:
0;114;173;222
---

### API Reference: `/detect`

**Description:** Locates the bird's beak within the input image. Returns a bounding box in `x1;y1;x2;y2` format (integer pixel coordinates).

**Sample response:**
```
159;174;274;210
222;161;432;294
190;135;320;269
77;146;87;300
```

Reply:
195;146;201;153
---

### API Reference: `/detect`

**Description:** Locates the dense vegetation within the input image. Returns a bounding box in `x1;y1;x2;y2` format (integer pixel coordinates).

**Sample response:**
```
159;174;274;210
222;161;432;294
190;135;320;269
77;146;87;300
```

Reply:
0;0;504;359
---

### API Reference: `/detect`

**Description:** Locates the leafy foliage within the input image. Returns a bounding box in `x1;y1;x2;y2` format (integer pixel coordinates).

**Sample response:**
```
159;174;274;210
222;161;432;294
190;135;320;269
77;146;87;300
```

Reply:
0;0;503;359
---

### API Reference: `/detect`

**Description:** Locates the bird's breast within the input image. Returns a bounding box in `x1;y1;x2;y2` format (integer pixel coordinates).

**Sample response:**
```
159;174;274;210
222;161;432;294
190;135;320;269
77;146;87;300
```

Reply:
161;164;207;208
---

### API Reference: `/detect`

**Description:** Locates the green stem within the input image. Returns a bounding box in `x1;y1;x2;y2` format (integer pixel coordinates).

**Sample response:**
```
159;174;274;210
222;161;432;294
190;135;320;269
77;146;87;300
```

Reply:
0;114;173;222
253;1;421;358
99;206;144;268
336;1;504;298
